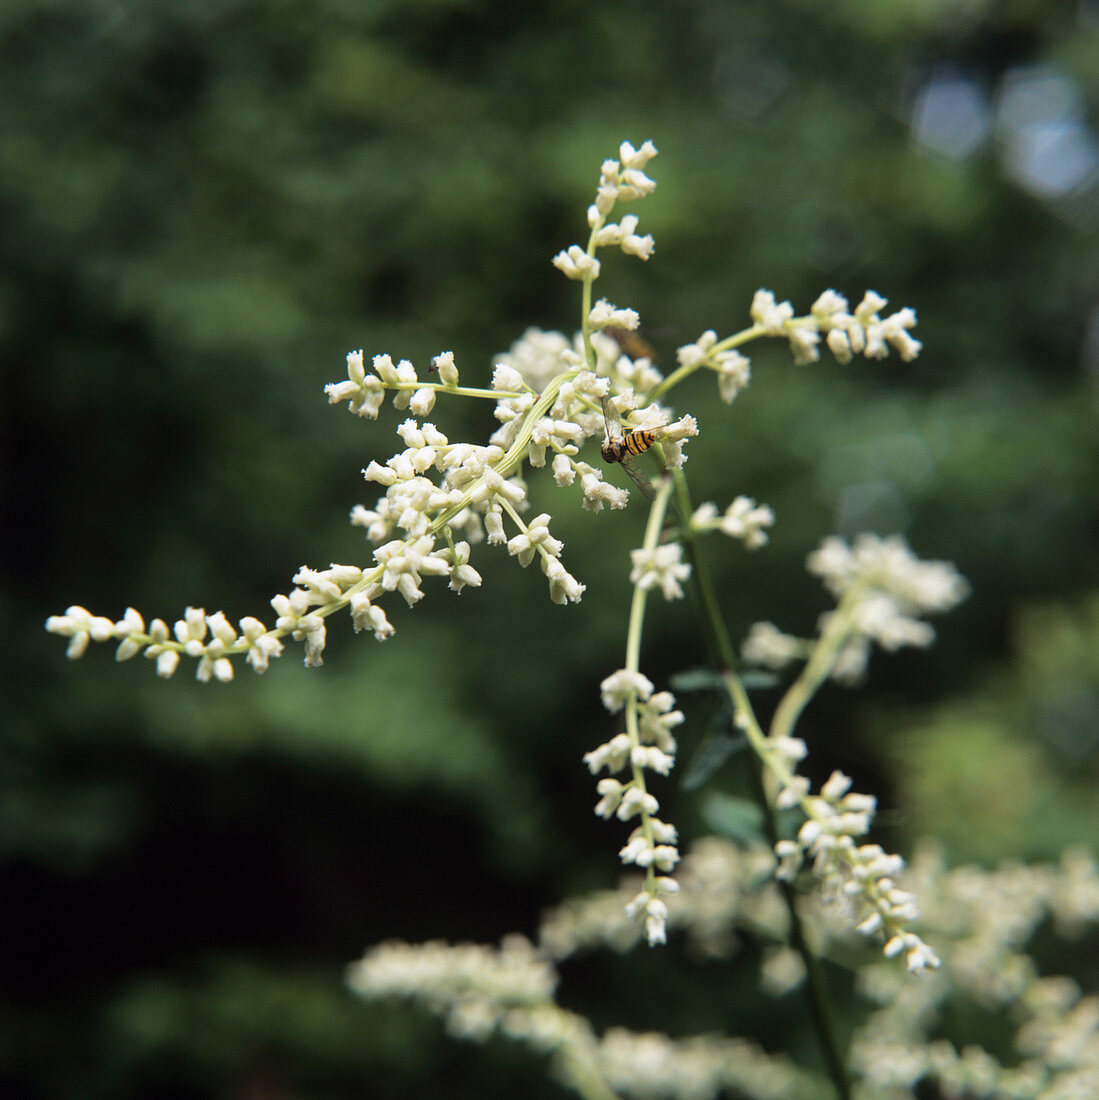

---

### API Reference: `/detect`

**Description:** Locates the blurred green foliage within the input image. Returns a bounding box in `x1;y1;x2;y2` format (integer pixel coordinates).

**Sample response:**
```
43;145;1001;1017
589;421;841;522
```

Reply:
3;0;1098;1096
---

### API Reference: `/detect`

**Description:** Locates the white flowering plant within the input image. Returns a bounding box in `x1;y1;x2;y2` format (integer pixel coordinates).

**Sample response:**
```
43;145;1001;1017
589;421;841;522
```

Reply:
45;142;1099;1100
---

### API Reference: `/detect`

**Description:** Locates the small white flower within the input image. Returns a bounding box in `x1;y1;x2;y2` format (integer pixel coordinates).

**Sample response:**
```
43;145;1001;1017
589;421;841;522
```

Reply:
750;289;795;335
583;733;633;775
594;778;626;818
447;542;482;594
349;592;395;641
777;775;811;810
363;460;400;487
244;628;284;673
821;770;854;802
484;508;505;545
600;669;654;712
371;353;400;384
631;744;675;775
346;348;366;384
551;244;601;281
811;289;851;325
589;299;640;330
621;231;655;260
659;414;698;445
551;453;575;486
643;898;668;946
543;557;585;605
741;621;803;670
629;544;691;601
637;692;684;752
174;606;208;657
46;605;118;659
578;466;629;512
694;496;775;549
675;331;718;368
772;737;808;765
205;611;238;647
715;349;751;403
155;649;180;678
619;139;658;171
507;513;564;567
826;328;853;364
432;350;459;386
617;786;659;821
409;387;436;417
786;320;821;365
492;364;524;393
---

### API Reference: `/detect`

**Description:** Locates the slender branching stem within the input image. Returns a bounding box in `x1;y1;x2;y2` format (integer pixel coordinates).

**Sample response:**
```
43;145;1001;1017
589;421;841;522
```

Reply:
670;469;851;1100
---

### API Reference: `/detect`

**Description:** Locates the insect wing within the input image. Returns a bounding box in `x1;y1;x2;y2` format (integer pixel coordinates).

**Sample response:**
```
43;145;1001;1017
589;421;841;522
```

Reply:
607;326;657;363
601;395;623;445
619;453;655;501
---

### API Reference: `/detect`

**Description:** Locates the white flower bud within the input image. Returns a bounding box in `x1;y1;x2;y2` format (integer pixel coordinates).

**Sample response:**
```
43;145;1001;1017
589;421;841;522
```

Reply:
410;387;436;416
432;351;459;386
156;649;180;678
551;245;600;281
346;349;366;384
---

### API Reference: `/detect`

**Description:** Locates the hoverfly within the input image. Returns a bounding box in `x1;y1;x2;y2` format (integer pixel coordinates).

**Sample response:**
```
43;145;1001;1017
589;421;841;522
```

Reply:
600;395;663;501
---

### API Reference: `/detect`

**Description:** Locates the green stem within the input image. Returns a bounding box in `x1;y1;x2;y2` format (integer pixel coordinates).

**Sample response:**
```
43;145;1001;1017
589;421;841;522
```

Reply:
642;324;765;407
670;470;851;1100
558;1046;621;1100
130;366;585;662
623;475;676;888
744;744;852;1100
389;381;527;399
767;585;864;745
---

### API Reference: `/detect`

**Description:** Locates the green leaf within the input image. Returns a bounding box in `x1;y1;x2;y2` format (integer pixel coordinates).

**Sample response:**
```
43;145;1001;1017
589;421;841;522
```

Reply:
680;705;746;790
700;792;767;845
669;667;726;693
670;667;781;694
739;670;782;690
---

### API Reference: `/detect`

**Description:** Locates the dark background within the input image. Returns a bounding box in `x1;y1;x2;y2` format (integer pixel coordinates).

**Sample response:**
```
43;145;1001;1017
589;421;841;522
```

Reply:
4;1;1098;1097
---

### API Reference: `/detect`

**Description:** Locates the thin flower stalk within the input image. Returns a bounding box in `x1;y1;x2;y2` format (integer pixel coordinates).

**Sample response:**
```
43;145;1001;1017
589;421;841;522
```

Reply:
588;475;684;948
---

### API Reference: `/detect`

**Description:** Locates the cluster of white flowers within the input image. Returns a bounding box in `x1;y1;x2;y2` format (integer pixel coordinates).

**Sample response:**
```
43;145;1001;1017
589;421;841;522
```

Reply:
347;927;809;1100
596;1027;804;1100
848;844;1099;1097
730;536;968;971
741;534;969;685
539;837;785;961
584;668;685;947
772;770;941;973
346;935;558;1025
751;288;922;367
585;664;686;941
675;330;753;404
49;351;631;678
589;298;640;331
537;835;1099;1096
741;621;809;669
346;935;608;1094
629;543;692;600
811;533;969;683
691;496;775;549
551;140;658;281
666;287;921;410
46;140;977;1017
809;533;969;615
484;329;696;509
324;349;477;421
354;413;589;606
